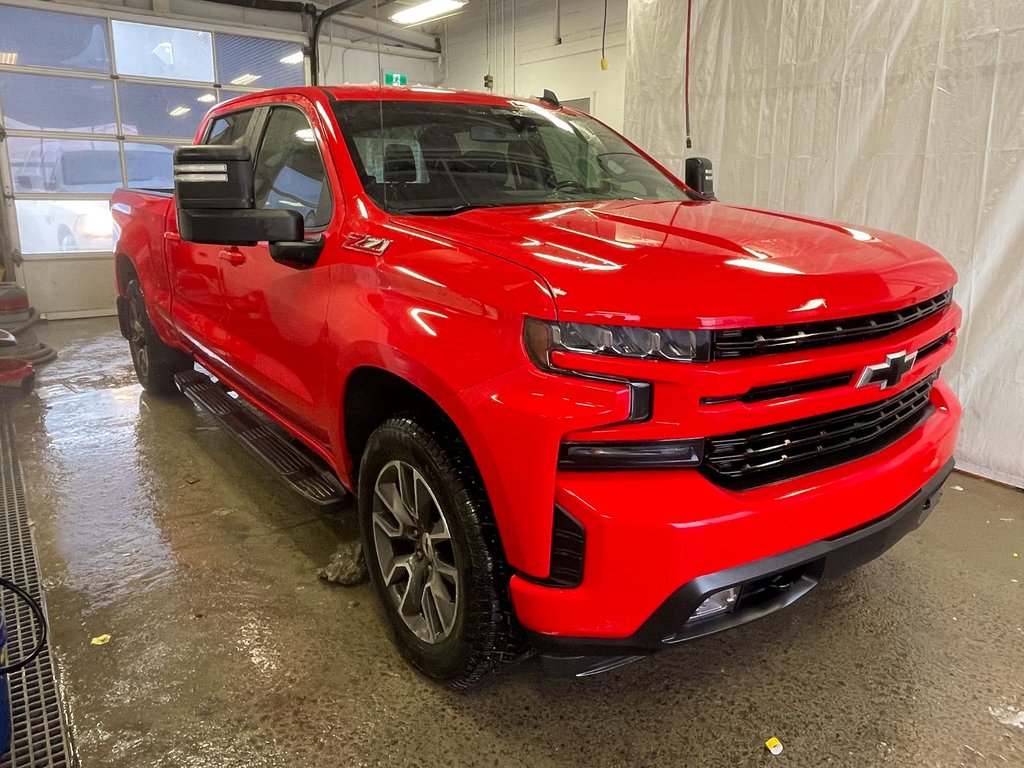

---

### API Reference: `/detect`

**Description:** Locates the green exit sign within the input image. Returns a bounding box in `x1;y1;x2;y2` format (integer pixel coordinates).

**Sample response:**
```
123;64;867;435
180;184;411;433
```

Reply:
384;72;408;86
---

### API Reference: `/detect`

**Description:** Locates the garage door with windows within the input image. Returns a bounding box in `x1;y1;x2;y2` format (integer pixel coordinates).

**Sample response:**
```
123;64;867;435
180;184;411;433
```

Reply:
0;2;306;318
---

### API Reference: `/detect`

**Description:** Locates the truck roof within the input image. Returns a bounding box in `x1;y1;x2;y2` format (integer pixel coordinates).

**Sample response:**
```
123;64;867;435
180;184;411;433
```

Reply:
218;84;559;111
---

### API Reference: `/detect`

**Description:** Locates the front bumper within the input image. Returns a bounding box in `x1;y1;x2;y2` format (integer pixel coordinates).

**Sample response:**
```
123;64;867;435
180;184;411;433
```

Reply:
510;378;960;645
533;456;953;676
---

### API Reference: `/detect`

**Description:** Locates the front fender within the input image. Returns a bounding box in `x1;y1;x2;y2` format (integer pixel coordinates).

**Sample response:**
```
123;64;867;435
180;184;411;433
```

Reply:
324;232;594;578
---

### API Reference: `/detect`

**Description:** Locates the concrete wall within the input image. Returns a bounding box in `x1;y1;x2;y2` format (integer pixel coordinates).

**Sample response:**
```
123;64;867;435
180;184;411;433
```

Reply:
439;0;628;130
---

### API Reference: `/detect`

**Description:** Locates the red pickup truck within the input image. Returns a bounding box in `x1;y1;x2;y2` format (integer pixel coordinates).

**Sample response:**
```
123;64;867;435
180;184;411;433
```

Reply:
111;86;961;686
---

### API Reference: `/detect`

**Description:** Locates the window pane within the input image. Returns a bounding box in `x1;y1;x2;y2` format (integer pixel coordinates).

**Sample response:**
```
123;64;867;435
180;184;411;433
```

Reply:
0;7;110;72
111;20;213;82
7;138;122;194
0;74;116;133
206;111;254;146
254;108;331;228
215;34;304;89
124;143;177;190
119;83;211;139
16;200;113;254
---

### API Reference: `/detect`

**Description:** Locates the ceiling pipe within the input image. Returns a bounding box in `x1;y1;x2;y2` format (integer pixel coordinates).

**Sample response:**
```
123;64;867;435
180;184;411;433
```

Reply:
199;0;439;86
310;0;369;85
202;0;314;16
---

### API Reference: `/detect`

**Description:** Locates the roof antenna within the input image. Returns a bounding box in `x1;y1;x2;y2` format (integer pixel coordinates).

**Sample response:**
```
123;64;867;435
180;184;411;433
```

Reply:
540;89;561;108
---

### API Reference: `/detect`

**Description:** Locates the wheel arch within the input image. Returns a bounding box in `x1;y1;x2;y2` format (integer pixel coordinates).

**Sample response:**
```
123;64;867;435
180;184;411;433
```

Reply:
342;365;467;483
115;253;139;295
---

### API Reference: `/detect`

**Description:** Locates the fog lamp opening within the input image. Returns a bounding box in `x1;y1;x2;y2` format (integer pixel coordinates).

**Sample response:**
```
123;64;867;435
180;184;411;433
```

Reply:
689;586;739;622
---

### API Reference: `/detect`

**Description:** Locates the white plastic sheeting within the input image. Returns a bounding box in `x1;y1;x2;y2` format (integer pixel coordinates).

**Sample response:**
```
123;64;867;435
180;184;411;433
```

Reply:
624;0;1024;487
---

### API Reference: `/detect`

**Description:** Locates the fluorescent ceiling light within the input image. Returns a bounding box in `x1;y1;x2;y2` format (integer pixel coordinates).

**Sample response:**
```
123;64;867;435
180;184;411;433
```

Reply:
279;50;304;65
390;0;467;26
196;93;216;104
169;105;192;117
230;73;261;86
0;52;18;65
294;128;315;142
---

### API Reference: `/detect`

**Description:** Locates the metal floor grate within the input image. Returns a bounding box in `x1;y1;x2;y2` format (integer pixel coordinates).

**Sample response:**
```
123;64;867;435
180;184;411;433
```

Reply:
0;408;73;768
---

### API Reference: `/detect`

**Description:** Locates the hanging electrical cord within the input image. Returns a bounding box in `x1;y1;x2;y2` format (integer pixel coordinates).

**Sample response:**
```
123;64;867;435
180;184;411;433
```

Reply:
600;0;609;70
512;0;517;93
0;577;47;675
684;0;693;148
375;0;386;213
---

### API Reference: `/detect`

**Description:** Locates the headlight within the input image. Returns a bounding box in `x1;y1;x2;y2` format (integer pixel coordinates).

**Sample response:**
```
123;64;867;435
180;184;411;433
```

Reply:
524;317;708;467
524;317;711;366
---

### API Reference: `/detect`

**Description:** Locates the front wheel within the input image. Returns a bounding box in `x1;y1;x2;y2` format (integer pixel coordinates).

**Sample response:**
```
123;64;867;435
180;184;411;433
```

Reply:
358;416;520;688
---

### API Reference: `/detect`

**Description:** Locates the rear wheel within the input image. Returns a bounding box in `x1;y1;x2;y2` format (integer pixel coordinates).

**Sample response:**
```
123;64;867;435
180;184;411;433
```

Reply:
125;280;192;395
358;415;520;688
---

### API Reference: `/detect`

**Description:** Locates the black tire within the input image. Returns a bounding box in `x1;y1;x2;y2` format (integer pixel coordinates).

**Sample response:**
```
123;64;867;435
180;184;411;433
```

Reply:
124;280;192;395
358;415;520;688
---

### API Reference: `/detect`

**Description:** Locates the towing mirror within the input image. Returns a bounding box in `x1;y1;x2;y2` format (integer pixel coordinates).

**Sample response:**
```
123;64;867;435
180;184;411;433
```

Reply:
173;145;303;247
684;157;716;200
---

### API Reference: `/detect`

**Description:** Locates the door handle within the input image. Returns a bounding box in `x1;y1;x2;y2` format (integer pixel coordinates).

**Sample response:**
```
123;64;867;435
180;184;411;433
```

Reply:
219;249;246;266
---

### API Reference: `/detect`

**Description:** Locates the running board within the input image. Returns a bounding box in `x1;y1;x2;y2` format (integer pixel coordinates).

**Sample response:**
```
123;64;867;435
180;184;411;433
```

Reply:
175;369;346;509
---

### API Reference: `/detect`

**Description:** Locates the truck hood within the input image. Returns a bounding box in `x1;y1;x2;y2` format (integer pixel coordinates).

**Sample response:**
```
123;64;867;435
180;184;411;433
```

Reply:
398;199;957;329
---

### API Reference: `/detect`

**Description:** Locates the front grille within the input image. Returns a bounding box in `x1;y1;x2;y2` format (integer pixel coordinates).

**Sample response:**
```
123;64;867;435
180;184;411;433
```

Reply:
712;291;952;360
916;331;953;362
701;371;855;405
702;373;937;488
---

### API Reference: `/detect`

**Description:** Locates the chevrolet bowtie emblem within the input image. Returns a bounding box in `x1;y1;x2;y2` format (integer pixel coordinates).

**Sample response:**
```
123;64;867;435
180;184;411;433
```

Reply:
856;350;917;390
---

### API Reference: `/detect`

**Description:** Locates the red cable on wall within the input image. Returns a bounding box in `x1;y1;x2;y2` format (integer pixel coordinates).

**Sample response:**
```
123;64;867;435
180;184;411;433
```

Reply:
685;0;693;148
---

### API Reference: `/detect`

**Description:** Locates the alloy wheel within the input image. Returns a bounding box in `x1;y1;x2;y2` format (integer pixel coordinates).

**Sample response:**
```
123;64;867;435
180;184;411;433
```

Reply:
128;300;149;380
371;460;460;644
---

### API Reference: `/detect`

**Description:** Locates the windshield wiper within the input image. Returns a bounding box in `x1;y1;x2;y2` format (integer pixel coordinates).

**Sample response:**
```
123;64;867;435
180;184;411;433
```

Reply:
392;203;506;216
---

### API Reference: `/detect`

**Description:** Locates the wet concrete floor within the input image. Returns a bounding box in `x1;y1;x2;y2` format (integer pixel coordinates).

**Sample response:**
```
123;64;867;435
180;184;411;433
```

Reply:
7;317;1024;767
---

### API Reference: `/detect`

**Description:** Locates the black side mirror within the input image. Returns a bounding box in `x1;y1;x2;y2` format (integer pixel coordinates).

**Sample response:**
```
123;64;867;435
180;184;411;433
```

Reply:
685;157;716;200
174;145;303;247
270;236;325;268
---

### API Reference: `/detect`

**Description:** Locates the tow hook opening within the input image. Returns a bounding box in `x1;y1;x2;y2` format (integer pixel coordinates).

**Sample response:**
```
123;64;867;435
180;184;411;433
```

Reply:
681;562;823;631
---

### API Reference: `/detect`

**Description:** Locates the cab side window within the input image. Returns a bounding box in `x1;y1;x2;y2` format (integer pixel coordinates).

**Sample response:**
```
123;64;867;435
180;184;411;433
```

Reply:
253;107;332;230
205;109;254;146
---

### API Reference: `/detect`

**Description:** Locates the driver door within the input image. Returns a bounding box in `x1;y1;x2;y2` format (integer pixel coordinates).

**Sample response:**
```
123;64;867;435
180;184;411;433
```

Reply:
217;103;337;445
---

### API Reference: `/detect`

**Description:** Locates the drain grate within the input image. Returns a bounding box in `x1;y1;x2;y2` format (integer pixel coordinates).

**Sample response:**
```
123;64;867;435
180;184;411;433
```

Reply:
0;408;73;768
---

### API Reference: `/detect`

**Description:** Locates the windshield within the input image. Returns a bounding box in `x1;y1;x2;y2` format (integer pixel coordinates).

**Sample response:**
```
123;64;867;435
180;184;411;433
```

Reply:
333;99;691;215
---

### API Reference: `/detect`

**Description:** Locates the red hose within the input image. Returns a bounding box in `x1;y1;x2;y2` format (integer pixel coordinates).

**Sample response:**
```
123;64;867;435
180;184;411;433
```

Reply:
685;0;693;148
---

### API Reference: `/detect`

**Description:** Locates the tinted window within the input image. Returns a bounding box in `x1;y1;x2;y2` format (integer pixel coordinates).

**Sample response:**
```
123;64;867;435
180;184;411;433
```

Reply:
253;108;331;229
206;110;254;146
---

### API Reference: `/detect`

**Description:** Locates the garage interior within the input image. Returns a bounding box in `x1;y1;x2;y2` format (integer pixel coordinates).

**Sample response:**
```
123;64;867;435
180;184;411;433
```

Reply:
0;0;1020;766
